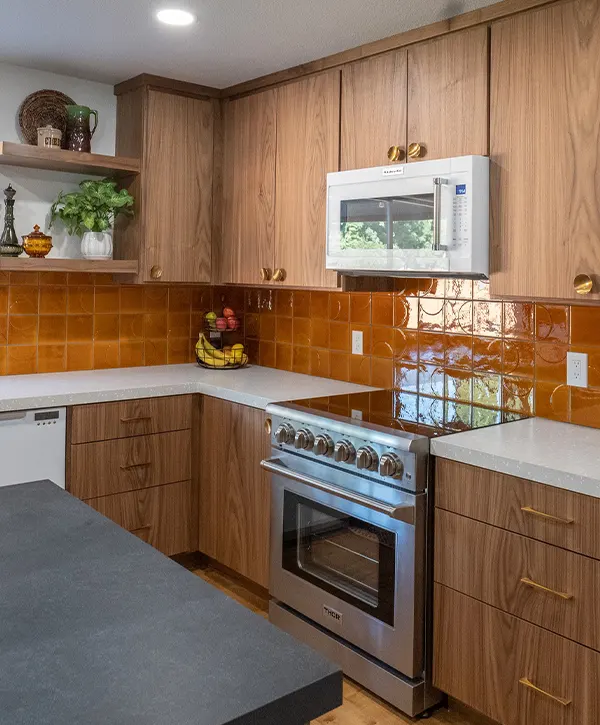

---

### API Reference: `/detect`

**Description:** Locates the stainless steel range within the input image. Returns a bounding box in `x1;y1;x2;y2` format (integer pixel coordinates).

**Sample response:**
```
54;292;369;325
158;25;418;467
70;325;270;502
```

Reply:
262;390;526;717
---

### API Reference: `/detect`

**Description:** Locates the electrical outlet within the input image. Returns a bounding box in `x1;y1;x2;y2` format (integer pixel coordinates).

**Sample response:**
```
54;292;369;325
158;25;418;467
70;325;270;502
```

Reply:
352;330;363;355
567;351;588;388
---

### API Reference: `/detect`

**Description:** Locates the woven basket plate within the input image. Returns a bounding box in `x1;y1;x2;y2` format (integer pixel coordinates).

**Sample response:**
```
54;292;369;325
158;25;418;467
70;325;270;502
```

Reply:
18;89;75;146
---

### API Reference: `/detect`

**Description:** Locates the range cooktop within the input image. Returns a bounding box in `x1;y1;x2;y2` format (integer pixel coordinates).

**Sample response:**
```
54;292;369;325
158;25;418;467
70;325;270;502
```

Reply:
287;389;529;439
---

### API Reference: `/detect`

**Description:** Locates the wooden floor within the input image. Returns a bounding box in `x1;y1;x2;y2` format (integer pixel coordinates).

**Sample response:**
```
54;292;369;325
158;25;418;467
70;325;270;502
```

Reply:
186;558;480;725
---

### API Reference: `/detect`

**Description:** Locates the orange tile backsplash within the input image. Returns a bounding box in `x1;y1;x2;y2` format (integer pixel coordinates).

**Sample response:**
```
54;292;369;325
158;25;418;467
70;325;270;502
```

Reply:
3;272;600;430
0;272;212;376
219;279;600;430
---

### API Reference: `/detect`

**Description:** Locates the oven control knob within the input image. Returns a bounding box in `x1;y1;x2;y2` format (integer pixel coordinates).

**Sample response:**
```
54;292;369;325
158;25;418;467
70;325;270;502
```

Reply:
356;446;378;471
275;423;295;445
379;453;404;479
294;428;315;450
313;434;334;456
333;440;356;464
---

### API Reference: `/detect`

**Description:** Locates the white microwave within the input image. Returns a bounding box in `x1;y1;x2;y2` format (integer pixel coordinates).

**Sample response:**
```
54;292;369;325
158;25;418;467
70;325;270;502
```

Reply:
326;155;489;278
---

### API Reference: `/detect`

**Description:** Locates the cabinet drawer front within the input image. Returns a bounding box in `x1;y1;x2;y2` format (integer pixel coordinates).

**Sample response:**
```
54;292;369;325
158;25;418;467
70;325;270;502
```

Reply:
436;459;600;559
86;480;194;556
70;430;191;499
433;584;600;725
71;395;192;443
435;509;600;651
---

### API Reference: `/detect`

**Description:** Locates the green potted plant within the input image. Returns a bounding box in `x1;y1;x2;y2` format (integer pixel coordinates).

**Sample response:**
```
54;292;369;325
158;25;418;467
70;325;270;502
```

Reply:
50;179;134;260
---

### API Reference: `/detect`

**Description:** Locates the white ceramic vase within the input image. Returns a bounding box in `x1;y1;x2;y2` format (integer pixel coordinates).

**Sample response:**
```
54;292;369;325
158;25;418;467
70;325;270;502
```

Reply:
81;231;113;260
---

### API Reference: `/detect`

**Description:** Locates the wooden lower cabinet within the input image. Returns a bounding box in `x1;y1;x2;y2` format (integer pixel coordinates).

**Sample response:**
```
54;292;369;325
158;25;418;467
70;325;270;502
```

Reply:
434;585;600;725
199;397;270;588
87;481;195;556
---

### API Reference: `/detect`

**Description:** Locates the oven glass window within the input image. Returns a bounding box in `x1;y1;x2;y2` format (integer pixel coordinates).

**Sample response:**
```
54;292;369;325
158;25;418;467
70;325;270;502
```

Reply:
340;196;434;251
282;492;395;625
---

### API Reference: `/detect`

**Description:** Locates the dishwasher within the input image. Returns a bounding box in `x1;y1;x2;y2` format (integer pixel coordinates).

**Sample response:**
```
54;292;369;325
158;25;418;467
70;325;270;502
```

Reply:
0;408;66;489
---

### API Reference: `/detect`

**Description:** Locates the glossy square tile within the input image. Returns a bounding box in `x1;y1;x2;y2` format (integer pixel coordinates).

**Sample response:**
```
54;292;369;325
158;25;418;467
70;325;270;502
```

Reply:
445;369;472;403
418;298;445;331
168;287;191;313
292;290;311;318
350;294;371;324
0;317;7;345
472;373;502;408
535;342;568;383
39;286;66;314
329;321;350;352
259;340;276;367
503;302;534;339
94;314;119;342
244;313;259;339
120;341;144;368
144;339;168;367
371;326;395;358
95;286;120;314
120;314;144;341
310;291;330;320
394;296;419;329
167;338;189;365
445;279;473;300
7;345;37;375
371;357;393;388
310;348;330;378
329;352;349;382
9;286;38;315
418;332;445;366
502;376;534;414
67;315;93;343
120;286;145;313
371;293;393;326
66;343;93;371
259;314;276;341
144;287;169;312
8;316;38;345
38;315;66;344
535;303;569;343
444;334;472;369
10;272;39;286
294;318;312;347
570;306;600;346
444;300;472;334
418;364;445;397
571;388;600;428
392;362;419;392
473;337;503;373
394;330;419;363
275;316;293;344
503;340;535;378
473;301;502;337
292;345;310;375
275;290;294;317
349;355;371;385
67;286;94;315
37;344;66;374
39;272;68;286
329;293;350;322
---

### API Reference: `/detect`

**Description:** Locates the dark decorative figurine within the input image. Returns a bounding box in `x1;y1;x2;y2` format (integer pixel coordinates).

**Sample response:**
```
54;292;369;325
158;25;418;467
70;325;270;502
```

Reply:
0;185;22;257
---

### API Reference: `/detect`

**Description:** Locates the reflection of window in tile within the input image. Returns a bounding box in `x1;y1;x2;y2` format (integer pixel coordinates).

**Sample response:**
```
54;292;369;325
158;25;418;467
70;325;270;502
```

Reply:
503;302;534;339
418;364;444;397
473;406;502;427
535;304;569;342
445;400;473;430
445;300;472;334
473;301;503;337
502;377;534;414
419;298;445;331
417;396;444;427
473;373;502;408
445;369;473;403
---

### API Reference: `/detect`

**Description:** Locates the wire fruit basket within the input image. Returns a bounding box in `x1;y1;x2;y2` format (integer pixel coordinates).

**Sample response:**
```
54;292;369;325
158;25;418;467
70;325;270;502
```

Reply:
195;305;247;370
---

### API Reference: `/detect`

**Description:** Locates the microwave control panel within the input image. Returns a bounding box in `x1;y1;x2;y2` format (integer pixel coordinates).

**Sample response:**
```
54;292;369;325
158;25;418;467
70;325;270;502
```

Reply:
451;182;470;251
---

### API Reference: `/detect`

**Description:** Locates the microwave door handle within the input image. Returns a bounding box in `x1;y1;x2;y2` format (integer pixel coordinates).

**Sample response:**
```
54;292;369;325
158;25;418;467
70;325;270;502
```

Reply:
261;457;415;525
432;177;448;251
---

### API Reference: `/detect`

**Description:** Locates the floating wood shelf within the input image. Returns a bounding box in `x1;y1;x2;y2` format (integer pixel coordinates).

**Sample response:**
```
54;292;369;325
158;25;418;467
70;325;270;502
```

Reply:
0;257;138;274
0;142;140;177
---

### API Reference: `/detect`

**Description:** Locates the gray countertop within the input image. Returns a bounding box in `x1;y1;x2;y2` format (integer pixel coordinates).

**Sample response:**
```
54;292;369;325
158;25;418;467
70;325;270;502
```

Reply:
0;481;342;725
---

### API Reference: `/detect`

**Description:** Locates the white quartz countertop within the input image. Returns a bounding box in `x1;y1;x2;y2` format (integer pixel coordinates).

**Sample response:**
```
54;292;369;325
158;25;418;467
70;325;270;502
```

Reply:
431;417;600;498
0;364;375;413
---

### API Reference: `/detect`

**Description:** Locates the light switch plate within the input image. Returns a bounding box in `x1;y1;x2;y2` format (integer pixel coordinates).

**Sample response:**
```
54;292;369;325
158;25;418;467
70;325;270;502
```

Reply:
352;330;363;355
567;351;588;388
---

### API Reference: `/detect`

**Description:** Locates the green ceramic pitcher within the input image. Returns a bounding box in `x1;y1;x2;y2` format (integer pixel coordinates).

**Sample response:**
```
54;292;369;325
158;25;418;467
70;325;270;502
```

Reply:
66;104;98;153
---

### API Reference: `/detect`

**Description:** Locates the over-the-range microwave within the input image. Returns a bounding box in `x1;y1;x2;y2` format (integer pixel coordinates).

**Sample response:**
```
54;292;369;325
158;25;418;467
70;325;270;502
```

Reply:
326;155;489;279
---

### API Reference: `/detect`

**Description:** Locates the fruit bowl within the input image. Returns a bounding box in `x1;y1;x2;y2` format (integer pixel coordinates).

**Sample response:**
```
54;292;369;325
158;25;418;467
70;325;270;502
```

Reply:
195;334;248;370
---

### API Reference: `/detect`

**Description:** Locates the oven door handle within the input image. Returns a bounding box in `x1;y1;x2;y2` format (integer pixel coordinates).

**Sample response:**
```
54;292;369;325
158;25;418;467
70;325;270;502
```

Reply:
261;458;415;525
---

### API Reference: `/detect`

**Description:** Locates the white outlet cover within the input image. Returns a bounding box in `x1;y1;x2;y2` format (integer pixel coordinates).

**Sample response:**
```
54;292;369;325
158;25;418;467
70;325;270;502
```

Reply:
352;330;363;355
567;351;588;388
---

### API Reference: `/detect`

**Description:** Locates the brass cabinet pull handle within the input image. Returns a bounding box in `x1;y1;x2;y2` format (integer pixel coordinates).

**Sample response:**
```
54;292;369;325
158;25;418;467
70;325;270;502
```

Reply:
120;462;152;470
519;678;572;707
264;417;272;435
387;145;405;162
520;577;573;600
574;273;593;295
150;265;163;280
521;506;574;525
120;416;152;423
260;267;272;282
408;142;425;159
273;268;287;282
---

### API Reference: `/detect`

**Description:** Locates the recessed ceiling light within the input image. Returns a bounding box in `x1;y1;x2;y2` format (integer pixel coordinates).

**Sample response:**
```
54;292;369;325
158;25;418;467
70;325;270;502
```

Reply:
156;8;196;26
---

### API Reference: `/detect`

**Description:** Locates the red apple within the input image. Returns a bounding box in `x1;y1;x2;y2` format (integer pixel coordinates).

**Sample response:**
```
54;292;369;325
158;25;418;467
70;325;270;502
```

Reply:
227;316;239;330
223;307;235;318
215;317;228;331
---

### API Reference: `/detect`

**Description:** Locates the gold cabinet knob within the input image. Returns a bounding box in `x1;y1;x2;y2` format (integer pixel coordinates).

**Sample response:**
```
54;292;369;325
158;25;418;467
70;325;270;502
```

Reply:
408;142;426;159
260;267;272;282
150;265;163;280
574;273;593;295
264;417;272;435
387;145;405;163
272;268;287;282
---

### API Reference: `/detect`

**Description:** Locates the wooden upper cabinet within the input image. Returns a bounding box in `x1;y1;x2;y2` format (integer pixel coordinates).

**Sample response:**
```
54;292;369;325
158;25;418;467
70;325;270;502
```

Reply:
274;71;341;289
145;90;214;283
490;1;600;299
407;26;489;161
115;85;215;284
341;50;408;169
219;90;276;285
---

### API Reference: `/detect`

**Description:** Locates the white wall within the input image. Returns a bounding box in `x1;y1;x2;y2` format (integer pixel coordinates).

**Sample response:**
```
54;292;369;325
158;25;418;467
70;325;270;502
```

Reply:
0;62;117;257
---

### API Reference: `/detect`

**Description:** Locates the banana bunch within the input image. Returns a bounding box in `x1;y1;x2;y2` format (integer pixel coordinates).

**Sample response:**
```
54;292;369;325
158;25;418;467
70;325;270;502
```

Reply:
196;334;248;368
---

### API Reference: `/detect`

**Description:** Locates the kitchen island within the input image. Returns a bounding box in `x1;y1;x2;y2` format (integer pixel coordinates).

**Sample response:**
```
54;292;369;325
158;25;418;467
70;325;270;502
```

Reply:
0;481;342;724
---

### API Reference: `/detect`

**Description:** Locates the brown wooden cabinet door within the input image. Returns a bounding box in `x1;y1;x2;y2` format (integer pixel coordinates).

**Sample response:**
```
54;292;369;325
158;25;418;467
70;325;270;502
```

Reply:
407;26;489;162
490;2;600;299
219;90;277;285
144;90;214;283
274;71;340;289
341;50;408;170
199;397;270;587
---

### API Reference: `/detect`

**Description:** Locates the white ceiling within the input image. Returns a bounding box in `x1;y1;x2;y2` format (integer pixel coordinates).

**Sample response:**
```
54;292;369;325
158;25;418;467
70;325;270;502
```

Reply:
2;0;498;89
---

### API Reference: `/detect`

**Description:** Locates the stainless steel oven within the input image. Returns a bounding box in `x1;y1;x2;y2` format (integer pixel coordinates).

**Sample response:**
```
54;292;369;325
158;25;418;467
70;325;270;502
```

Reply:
262;402;441;717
